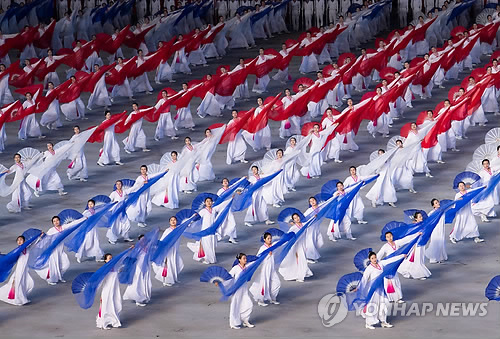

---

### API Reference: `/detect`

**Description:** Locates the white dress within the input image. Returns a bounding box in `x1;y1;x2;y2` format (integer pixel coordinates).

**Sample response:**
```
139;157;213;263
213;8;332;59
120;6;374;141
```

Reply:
123;114;147;152
425;209;447;263
278;223;313;281
6;162;32;213
187;206;222;264
107;190;131;242
154;98;176;140
87;75;111;109
111;64;134;99
304;207;324;260
358;262;389;326
67;134;88;180
376;233;419;302
450;190;480;241
343;175;365;222
35;223;74;284
249;243;280;302
0;248;34;305
126;174;152;224
227;264;253;328
18;100;41;140
216;188;237;241
96;271;122;329
152;226;184;285
252;55;272;93
123;251;152;304
28;150;64;194
226;122;247;165
244;175;269;223
241;107;271;151
99;124;121;164
76;209;104;262
40;91;62;130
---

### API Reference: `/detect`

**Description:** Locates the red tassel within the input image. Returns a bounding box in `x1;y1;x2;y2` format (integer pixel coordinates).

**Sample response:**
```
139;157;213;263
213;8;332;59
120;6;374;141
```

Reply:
284;121;291;129
164;195;169;204
261;286;265;296
99;148;103;156
409;250;415;262
36;179;40;189
8;286;15;300
68;161;74;169
386;279;396;293
98;298;102;317
185;177;188;184
162;265;167;277
255;77;259;85
307;173;311;179
46;269;50;279
198;244;205;258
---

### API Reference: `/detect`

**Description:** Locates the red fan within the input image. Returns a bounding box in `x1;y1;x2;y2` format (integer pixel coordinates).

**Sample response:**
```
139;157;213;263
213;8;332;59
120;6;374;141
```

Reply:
301;122;320;136
460;77;471;89
451;26;466;38
322;64;334;77
321;107;341;121
400;122;412;138
285;39;297;48
264;49;280;57
293;77;314;93
490;51;500;62
298;32;308;42
379;67;398;82
14;84;43;97
216;65;230;74
409;57;424;68
470;68;486;81
434;101;445;114
338;53;356;66
72;39;88;48
156;87;178;101
309;27;320;34
416;110;435;125
448;85;461;102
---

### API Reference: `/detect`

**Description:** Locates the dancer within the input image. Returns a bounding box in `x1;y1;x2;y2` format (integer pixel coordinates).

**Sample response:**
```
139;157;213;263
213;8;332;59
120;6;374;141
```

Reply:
107;180;133;244
123;103;151;154
97;111;124;167
450;181;484;244
96;253;122;330
244;165;274;227
152;216;184;286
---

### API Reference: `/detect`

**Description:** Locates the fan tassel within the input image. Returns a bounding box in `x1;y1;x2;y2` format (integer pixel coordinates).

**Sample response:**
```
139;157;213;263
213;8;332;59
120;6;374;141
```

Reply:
386;279;396;294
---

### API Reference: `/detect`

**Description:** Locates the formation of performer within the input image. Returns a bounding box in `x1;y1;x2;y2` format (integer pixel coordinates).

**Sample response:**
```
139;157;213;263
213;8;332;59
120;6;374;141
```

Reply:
1;0;500;333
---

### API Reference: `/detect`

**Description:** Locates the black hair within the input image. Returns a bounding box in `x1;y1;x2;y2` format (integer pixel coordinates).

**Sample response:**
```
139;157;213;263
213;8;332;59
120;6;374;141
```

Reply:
140;165;148;170
368;251;377;259
236;252;246;260
88;199;95;205
17;235;25;242
431;198;439;206
263;232;271;240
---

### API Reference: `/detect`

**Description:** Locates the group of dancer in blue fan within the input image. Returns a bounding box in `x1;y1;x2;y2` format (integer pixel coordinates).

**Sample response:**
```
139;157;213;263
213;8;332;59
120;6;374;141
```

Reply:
2;0;500;332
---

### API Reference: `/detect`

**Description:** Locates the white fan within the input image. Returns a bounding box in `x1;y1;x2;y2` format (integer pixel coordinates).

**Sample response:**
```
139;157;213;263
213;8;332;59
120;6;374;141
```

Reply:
18;147;40;161
369;150;379;162
466;160;483;174
387;136;405;150
54;140;70;150
248;160;264;177
147;163;165;175
285;135;304;148
472;144;497;161
476;8;496;25
410;13;425;27
485;128;500;145
160;152;173;166
0;163;8;173
263;148;280;162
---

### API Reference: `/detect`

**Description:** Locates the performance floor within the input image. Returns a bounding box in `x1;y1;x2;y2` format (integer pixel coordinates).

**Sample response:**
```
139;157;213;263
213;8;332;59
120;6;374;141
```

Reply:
0;31;498;338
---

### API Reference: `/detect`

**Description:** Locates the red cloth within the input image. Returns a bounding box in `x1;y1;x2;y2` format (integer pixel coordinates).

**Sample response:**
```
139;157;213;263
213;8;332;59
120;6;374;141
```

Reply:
87;111;127;143
115;108;154;134
8;60;44;88
123;25;155;49
94;25;131;54
34;21;57;49
243;94;281;133
105;57;137;86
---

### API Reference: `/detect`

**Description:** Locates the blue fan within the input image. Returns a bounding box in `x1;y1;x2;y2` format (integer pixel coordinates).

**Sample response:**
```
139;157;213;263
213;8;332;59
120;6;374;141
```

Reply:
71;272;93;295
232;255;258;267
22;228;42;240
175;209;197;224
86;195;111;209
200;266;232;284
403;209;428;224
353;248;373;272
114;178;135;190
380;221;407;241
485;275;500;301
278;207;305;230
453;171;481;190
321;179;340;198
191;193;219;212
260;228;285;243
58;209;84;225
336;272;363;295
